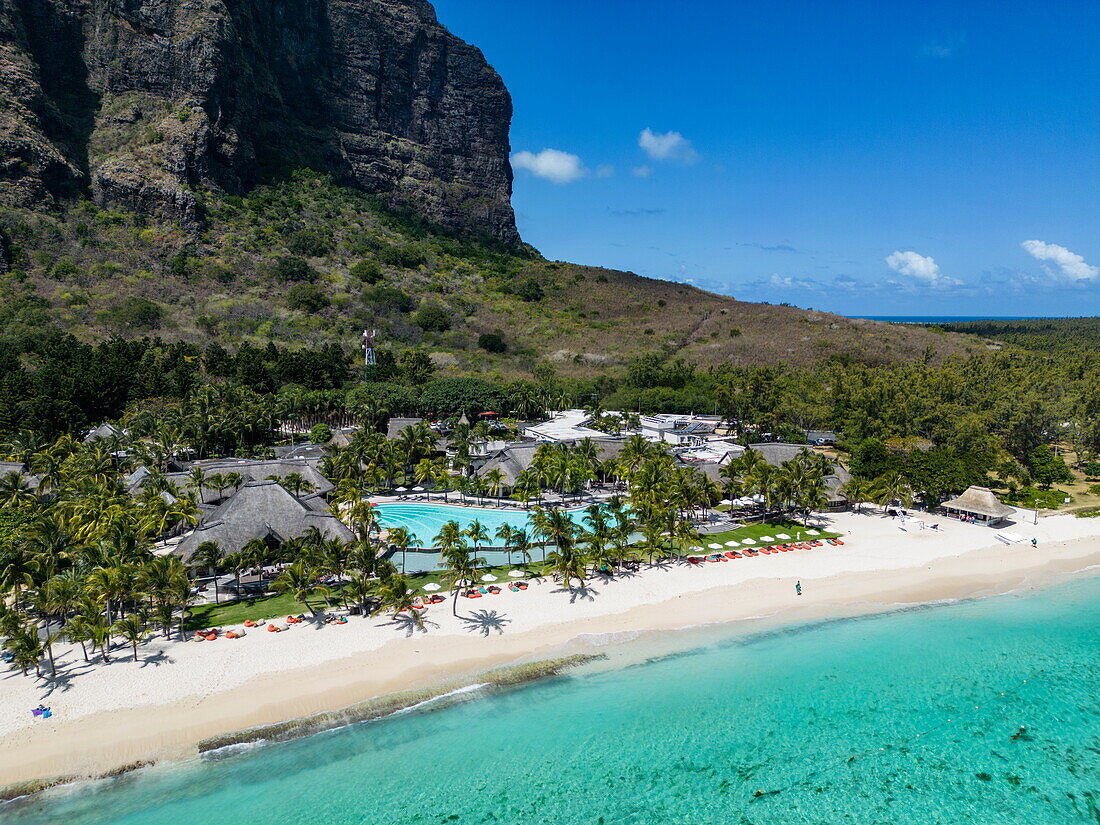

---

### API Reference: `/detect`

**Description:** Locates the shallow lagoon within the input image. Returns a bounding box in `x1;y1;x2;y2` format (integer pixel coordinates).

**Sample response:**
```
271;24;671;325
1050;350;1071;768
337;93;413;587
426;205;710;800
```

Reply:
4;576;1099;825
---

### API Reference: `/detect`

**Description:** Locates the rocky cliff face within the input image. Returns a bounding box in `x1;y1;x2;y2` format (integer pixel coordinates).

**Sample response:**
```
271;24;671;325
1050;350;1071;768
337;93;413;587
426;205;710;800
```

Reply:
0;0;518;241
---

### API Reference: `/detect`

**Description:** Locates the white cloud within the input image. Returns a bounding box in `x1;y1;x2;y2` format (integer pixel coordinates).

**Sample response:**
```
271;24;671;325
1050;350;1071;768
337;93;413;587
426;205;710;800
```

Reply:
595;164;615;178
631;165;652;178
884;250;961;288
638;128;699;163
769;273;819;291
1021;239;1099;282
510;149;586;184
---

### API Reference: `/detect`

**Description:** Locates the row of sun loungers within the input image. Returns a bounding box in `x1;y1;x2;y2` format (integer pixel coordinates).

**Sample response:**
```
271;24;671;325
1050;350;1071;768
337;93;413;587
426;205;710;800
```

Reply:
687;538;843;565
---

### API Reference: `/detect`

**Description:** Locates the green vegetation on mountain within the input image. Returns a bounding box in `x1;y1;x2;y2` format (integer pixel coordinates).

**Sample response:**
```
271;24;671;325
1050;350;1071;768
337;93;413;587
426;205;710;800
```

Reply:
0;172;980;378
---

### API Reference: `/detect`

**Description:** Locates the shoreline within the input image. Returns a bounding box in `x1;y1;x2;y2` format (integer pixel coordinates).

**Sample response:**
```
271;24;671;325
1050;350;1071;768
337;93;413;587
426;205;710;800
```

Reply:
2;512;1099;793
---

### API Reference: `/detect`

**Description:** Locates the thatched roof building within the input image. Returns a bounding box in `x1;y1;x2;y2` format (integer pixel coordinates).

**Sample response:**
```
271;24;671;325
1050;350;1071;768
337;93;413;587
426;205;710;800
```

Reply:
940;486;1016;524
174;481;353;560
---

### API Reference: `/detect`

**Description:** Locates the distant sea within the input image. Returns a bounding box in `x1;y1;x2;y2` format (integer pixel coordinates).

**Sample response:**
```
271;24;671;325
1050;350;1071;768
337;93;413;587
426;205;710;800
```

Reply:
4;575;1100;825
854;315;1037;324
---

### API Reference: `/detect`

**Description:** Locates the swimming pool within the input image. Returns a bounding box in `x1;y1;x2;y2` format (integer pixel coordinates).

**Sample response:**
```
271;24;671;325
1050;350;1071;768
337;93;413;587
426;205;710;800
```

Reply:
373;501;585;572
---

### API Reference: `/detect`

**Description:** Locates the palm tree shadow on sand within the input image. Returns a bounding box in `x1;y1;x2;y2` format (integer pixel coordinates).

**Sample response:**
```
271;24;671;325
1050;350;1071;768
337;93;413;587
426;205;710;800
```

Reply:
459;609;511;636
376;612;437;636
552;583;600;603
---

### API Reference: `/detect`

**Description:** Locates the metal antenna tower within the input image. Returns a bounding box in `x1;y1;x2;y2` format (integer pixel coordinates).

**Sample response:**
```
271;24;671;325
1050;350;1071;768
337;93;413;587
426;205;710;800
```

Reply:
362;329;377;367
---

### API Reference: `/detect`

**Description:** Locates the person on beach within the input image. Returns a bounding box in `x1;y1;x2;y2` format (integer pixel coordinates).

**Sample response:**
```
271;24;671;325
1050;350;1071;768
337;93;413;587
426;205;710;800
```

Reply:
1031;538;1038;548
795;580;802;596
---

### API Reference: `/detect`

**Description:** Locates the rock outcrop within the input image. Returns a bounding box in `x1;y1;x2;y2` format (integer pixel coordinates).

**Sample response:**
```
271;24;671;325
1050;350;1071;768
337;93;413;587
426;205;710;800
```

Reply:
0;0;518;241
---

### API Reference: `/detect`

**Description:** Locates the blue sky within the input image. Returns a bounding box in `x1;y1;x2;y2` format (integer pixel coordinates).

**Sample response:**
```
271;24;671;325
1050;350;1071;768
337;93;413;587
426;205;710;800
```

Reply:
433;0;1100;316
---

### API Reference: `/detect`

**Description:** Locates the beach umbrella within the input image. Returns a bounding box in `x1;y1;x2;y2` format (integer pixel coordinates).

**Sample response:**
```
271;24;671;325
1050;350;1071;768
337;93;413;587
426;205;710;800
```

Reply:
724;540;740;547
719;499;732;506
740;537;756;544
805;529;820;536
689;546;704;552
507;570;525;578
395;486;408;492
481;574;498;582
707;543;723;550
412;486;425;491
423;582;441;592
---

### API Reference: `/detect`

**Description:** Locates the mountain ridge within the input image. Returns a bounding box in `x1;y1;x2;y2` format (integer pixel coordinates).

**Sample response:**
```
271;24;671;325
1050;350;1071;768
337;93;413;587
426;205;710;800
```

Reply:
0;0;517;240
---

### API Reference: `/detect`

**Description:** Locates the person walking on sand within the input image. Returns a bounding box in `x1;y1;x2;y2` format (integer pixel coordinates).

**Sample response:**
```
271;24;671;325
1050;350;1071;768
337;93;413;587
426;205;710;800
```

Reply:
795;580;802;596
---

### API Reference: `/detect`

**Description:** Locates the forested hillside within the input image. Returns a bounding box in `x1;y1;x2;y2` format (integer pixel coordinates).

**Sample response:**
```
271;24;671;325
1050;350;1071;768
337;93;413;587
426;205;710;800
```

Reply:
0;173;980;380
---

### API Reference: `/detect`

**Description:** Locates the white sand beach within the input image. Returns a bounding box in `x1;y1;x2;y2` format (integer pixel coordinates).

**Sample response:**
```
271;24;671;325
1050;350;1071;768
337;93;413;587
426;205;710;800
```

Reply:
2;510;1099;788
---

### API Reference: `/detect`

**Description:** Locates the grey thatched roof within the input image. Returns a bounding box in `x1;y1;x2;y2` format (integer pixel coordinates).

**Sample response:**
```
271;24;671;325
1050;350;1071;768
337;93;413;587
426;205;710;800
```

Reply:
174;481;354;560
747;443;808;467
941;486;1016;519
273;443;328;463
475;443;540;487
84;423;125;443
474;438;627;487
386;417;425;440
139;458;335;499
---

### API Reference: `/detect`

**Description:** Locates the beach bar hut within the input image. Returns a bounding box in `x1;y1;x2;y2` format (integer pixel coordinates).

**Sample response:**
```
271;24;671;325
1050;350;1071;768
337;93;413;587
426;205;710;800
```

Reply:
940;486;1016;526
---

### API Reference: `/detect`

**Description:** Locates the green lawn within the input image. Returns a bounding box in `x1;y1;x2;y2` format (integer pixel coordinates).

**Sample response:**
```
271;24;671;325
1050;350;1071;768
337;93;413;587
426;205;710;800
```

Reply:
186;520;837;628
695;518;840;548
186;592;309;630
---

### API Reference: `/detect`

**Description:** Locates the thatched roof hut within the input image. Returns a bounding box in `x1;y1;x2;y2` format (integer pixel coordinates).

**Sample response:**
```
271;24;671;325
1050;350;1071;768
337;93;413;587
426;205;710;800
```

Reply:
940;486;1016;524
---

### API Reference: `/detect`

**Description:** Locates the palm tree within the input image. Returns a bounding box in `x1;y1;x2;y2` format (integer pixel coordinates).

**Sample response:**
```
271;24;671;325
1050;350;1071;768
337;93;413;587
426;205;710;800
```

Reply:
840;478;872;514
464;520;489;555
273;472;314;498
483;468;506;503
84;565;131;625
346;500;379;540
429;466;446;503
187;466;207;504
545;540;586;592
387;527;417;574
872;472;913;512
0;471;35;507
64;614;94;662
510;529;533;568
89;619;113;663
370;568;424;628
795;474;830;526
3;623;44;677
438;537;482;616
414;458;437;499
638;520;666;565
539;507;576;560
187;540;223;600
272;561;329;614
495;524;514;566
206;473;228;502
111;613;147;661
673;517;704;559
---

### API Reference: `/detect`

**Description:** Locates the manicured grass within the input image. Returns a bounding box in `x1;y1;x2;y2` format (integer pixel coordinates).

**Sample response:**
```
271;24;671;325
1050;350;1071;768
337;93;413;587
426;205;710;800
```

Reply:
698;518;840;547
188;520;838;627
186;592;315;630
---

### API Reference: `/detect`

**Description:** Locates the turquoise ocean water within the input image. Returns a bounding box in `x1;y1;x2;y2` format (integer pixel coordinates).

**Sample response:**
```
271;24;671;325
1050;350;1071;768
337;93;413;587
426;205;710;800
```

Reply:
3;575;1100;825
